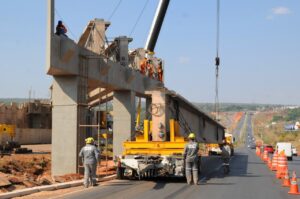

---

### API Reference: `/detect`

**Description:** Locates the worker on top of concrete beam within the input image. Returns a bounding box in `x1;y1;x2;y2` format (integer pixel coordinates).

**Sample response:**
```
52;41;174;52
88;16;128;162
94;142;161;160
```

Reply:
157;60;163;82
79;137;99;188
183;133;200;185
55;20;68;37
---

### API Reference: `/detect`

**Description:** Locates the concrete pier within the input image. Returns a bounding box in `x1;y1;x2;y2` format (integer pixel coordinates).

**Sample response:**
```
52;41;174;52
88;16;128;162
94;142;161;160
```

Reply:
51;76;87;175
113;91;136;157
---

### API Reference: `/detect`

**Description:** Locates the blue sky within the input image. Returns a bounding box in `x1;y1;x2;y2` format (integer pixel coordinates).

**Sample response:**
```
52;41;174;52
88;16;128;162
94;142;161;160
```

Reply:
0;0;299;105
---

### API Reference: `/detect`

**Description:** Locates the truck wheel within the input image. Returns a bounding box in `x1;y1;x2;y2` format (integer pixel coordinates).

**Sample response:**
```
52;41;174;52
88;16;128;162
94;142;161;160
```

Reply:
231;149;234;156
287;156;293;161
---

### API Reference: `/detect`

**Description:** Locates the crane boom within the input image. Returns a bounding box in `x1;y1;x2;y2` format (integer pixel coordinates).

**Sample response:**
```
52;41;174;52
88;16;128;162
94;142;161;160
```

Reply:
144;0;170;52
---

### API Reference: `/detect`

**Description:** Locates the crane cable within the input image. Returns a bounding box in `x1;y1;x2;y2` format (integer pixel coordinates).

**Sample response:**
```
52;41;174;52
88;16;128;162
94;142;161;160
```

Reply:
214;0;221;121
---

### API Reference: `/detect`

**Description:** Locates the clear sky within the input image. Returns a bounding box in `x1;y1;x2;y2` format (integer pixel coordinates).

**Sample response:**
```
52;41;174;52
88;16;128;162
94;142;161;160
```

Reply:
0;0;299;105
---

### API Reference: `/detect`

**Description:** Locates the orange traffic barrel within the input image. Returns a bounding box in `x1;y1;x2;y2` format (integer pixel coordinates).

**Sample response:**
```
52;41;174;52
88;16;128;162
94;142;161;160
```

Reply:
271;150;278;171
276;152;288;179
263;150;268;162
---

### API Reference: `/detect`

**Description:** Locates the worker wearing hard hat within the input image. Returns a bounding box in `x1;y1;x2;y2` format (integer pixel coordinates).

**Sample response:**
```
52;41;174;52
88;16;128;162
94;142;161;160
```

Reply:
79;137;100;188
219;139;231;174
183;133;200;185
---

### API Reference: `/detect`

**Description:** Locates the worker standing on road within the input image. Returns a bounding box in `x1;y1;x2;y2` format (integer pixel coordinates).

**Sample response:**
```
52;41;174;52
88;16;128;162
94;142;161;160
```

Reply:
79;137;100;188
220;139;231;174
183;133;200;185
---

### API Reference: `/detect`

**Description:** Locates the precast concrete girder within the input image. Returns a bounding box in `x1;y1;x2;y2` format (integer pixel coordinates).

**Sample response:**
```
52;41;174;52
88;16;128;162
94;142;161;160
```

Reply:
47;35;163;94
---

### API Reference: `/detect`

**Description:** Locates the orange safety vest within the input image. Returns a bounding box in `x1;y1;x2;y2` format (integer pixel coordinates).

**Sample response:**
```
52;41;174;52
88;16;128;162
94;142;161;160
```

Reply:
140;59;147;75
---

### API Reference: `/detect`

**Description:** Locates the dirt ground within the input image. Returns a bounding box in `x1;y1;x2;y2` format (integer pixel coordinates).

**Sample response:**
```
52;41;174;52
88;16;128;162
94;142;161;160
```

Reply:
0;144;115;193
252;111;300;153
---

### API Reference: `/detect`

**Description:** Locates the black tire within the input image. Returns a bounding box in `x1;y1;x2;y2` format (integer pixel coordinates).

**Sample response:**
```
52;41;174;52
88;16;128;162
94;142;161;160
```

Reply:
287;156;293;161
231;148;234;156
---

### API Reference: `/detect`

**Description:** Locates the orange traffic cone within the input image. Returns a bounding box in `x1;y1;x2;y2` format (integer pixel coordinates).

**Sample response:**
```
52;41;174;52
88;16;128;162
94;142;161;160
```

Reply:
263;150;268;162
288;171;300;195
282;169;291;187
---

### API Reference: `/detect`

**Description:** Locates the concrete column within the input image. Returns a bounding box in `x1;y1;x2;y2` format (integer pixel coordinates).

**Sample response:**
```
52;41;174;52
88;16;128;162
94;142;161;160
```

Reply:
145;97;152;120
150;90;168;141
115;36;133;67
51;76;87;176
113;91;135;157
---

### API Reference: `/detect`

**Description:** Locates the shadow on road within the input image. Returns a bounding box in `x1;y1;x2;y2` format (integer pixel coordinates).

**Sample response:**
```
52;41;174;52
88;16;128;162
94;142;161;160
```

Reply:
204;152;249;180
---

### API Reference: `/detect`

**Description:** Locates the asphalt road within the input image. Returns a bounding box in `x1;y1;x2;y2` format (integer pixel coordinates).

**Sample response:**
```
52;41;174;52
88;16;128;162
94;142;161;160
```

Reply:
232;113;246;139
56;115;298;199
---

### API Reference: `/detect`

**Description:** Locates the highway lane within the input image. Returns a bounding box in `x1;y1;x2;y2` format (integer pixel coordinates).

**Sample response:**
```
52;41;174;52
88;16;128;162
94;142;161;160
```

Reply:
232;113;246;139
55;114;296;199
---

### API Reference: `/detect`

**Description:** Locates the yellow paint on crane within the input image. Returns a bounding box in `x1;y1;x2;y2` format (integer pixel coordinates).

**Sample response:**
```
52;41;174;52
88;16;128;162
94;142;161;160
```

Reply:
124;119;186;155
123;141;186;155
0;124;16;140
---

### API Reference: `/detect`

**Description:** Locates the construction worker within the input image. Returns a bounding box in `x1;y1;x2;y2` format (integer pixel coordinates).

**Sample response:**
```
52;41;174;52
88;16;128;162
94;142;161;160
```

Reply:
183;133;200;185
220;139;231;174
55;20;68;37
140;57;147;75
79;137;99;188
157;61;163;82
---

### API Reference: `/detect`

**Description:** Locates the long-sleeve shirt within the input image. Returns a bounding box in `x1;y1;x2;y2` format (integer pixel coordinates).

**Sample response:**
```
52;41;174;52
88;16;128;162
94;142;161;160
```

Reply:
79;144;99;164
183;140;199;162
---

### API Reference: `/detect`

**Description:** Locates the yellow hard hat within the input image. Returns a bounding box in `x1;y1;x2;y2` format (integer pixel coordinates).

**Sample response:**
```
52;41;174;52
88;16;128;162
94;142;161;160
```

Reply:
85;137;94;144
188;133;195;139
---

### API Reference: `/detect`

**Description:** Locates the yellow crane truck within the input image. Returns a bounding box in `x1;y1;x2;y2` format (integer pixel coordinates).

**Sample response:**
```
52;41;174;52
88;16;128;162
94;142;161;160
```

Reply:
117;119;190;179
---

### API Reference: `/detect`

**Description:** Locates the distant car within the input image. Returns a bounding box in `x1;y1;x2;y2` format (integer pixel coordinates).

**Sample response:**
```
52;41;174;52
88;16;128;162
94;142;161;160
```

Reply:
248;143;256;149
292;146;297;156
264;145;274;154
250;143;256;149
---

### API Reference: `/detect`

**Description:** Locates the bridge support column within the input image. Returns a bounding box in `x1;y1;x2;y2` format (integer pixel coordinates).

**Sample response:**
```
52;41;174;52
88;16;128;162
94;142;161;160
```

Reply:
113;91;136;157
51;76;88;176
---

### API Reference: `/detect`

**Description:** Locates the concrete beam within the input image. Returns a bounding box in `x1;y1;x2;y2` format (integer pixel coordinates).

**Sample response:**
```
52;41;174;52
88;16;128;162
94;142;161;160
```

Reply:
88;88;112;103
46;36;163;94
88;92;113;107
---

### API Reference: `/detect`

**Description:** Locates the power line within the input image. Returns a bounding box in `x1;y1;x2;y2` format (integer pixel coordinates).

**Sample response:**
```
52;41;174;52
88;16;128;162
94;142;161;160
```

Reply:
108;0;122;20
129;0;150;37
